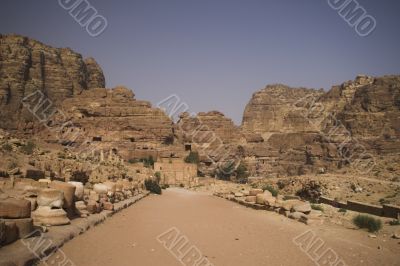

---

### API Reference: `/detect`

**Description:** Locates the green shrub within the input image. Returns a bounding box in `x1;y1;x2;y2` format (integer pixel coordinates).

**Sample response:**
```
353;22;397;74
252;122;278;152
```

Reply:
145;179;162;194
389;220;400;226
141;156;155;168
2;143;12;152
215;161;235;181
128;158;138;164
155;171;161;183
184;151;199;164
236;162;249;184
21;141;36;155
352;214;382;232
311;204;324;212
338;208;347;213
262;185;279;197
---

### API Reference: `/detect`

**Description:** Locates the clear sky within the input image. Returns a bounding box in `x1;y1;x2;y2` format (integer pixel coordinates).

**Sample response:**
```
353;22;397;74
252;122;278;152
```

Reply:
1;0;399;124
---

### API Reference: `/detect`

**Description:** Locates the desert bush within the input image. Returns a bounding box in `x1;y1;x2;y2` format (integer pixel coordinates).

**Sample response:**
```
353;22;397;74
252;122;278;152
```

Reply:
1;143;12;152
311;204;324;212
262;185;279;197
184;151;199;164
70;170;89;185
389;219;400;226
296;180;322;202
179;183;184;188
235;162;249;184
21;141;36;155
144;179;162;194
338;208;347;213
141;156;155;168
155;171;161;183
352;214;382;232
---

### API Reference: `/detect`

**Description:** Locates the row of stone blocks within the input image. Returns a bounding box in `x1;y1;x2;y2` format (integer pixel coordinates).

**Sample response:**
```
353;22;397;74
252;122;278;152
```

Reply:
0;192;149;266
215;189;323;226
319;196;400;219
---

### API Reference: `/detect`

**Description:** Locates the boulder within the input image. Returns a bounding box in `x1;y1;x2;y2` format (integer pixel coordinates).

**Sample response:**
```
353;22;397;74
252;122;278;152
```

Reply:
0;198;31;219
87;201;101;214
103;202;114;211
264;197;277;207
93;183;108;195
292;201;312;214
281;200;303;211
32;206;70;226
288;212;307;221
89;191;100;202
68;181;84;200
75;201;89;217
249;189;263;196
245;196;257;203
103;181;116;193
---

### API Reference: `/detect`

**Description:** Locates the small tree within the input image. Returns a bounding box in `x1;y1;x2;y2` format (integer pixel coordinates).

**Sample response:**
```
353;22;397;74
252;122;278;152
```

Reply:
184;151;199;164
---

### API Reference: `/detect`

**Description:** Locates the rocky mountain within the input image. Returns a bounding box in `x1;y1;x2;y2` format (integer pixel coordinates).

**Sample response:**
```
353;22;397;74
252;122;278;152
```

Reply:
0;34;398;179
0;34;105;131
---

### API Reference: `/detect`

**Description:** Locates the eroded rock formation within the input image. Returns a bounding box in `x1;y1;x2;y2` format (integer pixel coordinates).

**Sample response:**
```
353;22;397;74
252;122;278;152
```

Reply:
0;34;105;131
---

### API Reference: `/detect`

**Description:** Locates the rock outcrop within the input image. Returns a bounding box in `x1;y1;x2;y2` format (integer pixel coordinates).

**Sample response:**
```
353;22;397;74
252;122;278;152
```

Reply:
0;34;105;131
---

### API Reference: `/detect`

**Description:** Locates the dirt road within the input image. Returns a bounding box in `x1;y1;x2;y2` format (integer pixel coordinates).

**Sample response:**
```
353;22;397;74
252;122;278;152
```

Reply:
43;188;400;266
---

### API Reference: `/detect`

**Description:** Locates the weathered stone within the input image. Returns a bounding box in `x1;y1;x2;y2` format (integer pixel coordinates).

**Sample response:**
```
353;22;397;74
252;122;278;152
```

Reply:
292;201;312;214
288;212;307;221
0;220;5;244
3;221;18;245
234;192;244;197
93;184;108;195
32;206;70;226
249;189;263;196
49;181;76;216
0;198;31;219
103;181;116;193
37;189;64;208
245;196;257;203
2;218;33;238
103;202;114;211
68;181;84;200
0;34;105;132
89;191;100;202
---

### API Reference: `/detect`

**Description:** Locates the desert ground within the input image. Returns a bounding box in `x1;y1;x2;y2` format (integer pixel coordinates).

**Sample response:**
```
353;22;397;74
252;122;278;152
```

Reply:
42;188;400;266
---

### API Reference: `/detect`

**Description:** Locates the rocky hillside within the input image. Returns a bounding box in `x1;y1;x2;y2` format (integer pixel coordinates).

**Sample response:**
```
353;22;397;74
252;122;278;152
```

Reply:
0;34;105;131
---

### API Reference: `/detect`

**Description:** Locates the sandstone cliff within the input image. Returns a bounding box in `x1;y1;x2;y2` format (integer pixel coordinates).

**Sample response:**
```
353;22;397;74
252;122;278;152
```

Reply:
0;34;105;131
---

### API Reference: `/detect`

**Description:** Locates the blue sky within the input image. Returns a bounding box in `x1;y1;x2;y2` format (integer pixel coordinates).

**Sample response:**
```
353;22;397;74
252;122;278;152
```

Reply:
1;0;399;124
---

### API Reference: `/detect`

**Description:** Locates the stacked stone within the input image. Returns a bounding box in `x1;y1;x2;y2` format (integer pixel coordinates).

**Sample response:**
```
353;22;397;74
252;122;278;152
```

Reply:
227;188;322;225
31;188;70;226
0;198;33;246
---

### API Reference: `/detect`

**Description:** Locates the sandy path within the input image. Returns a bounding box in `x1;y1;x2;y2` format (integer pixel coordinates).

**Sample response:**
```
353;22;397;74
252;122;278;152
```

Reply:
42;188;400;266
